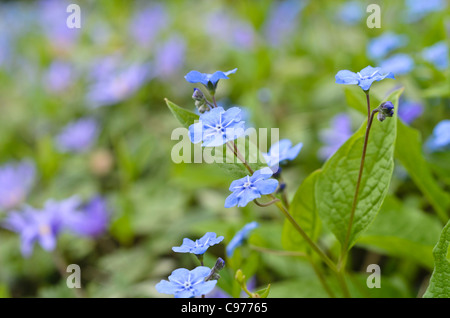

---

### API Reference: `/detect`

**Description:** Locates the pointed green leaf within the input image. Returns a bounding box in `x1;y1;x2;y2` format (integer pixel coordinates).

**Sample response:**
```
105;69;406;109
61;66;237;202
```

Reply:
282;169;321;252
165;98;199;128
316;88;402;250
423;219;450;298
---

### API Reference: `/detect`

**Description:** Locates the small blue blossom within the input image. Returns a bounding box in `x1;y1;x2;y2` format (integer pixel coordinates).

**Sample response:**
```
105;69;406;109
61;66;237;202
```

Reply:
367;32;408;60
224;168;279;208
185;68;237;94
422;41;449;70
335;65;395;91
155;266;217;298
189;106;246;147
426;120;450;152
0;160;35;211
55;117;99;153
380;54;415;75
172;232;224;255
337;1;364;25
318;113;353;161
226;221;259;257
398;100;423;124
262;139;303;172
405;0;446;22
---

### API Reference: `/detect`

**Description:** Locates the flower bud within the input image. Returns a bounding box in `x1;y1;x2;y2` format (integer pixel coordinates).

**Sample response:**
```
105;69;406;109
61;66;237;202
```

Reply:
379;101;394;117
192;88;205;101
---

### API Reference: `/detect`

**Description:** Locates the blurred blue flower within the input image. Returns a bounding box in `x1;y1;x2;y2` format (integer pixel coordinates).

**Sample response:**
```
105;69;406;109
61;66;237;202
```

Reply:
63;196;110;237
263;0;307;46
189;106;246;147
380;53;414;75
405;0;446;22
226;221;259;257
156;266;217;298
129;3;168;47
262;139;303;172
318;113;353;161
367;32;408;60
43;60;74;93
0;160;35;211
335;66;395;91
224;168;278;208
398;100;423;124
154;35;186;79
426;120;450;152
55;117;99;153
422;41;449;70
86;61;151;108
172;232;224;255
337;1;364;25
185;68;237;94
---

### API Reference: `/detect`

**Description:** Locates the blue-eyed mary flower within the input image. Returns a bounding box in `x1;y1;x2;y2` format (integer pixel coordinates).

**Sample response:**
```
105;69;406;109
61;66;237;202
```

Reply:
172;232;224;255
367;32;408;60
335;66;395;92
185;68;237;95
226;221;259;257
156;266;217;298
380;54;414;75
426;120;450;152
189;106;246;147
262;139;303;172
0;160;35;211
224;167;279;208
55;117;99;153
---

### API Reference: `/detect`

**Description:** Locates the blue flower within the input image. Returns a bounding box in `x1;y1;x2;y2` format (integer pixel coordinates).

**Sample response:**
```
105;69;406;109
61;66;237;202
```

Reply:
422;41;449;70
172;232;224;255
55;117;99;153
367;32;408;60
155;266;217;298
262;139;303;172
185;68;237;94
0;160;35;211
189;106;246;147
335;66;395;91
426;120;450;152
224;167;279;208
318;113;353;161
405;0;446;22
398;100;423;124
337;1;364;25
226;221;259;257
380;53;414;75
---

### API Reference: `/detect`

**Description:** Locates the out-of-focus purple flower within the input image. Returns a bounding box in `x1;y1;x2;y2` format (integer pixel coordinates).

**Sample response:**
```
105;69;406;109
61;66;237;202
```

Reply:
367;32;408;61
38;0;80;49
422;41;449;70
263;0;307;47
318;113;353;161
62;196;109;237
3;204;65;257
0;160;35;211
86;61;151;108
154;35;186;79
205;11;255;50
129;3;168;47
55;117;99;153
380;53;414;75
426;120;450;152
226;222;259;257
43;60;74;93
405;0;446;22
337;1;364;25
398;100;423;124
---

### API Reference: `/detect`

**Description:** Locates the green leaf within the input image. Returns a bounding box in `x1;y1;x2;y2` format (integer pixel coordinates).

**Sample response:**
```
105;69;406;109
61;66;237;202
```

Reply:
423;219;450;298
165;98;199;128
316;88;402;250
357;195;442;269
282;169;321;252
395;121;450;222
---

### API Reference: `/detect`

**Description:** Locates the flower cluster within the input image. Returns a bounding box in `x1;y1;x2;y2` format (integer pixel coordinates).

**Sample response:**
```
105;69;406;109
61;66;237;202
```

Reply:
156;232;224;298
2;196;110;257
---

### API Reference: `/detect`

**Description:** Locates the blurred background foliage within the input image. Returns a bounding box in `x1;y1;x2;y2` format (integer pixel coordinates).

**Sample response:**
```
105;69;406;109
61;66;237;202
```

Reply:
0;0;449;298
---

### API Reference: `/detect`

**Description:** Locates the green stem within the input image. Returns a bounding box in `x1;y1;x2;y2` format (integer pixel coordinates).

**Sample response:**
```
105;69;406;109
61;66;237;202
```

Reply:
307;255;336;298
